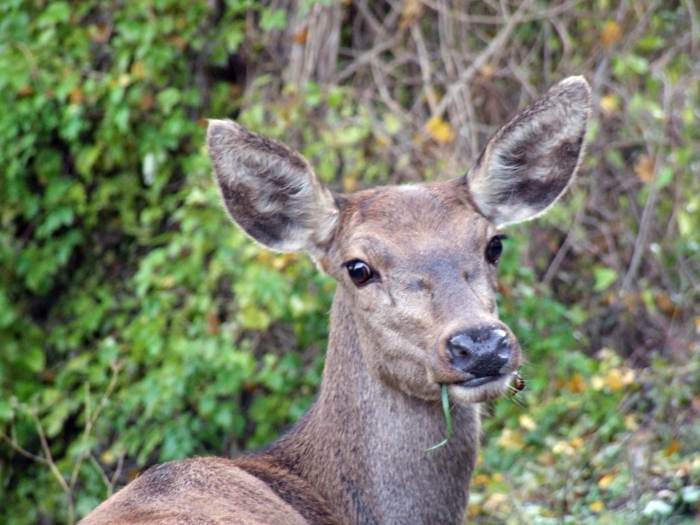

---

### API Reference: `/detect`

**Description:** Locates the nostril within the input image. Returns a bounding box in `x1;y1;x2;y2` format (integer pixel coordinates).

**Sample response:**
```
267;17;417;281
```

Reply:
446;327;514;377
448;334;474;358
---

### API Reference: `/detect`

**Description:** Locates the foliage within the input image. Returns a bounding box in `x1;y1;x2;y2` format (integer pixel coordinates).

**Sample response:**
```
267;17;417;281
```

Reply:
0;1;698;524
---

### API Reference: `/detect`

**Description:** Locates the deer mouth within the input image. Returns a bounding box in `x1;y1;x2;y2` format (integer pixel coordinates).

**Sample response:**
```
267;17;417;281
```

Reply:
448;373;513;404
457;375;502;388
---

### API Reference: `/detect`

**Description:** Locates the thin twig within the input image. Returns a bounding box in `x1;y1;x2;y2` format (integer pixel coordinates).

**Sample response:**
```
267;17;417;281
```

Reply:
431;0;534;120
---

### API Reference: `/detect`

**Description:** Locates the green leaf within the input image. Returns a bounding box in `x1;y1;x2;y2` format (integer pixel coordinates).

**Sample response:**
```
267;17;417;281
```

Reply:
260;8;287;31
655;166;673;189
593;267;618;292
427;384;452;451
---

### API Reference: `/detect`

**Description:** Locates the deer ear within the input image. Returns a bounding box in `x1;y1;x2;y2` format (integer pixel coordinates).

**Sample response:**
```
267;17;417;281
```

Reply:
465;76;592;226
207;120;339;256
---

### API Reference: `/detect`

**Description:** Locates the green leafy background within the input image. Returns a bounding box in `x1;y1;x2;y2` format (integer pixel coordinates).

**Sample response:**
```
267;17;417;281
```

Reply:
1;1;698;523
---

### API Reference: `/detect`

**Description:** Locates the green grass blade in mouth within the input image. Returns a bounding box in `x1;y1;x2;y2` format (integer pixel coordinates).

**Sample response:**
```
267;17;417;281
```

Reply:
427;383;452;451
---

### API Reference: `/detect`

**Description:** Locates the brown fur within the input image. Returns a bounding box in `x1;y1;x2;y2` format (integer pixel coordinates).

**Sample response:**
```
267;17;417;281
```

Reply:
81;77;591;525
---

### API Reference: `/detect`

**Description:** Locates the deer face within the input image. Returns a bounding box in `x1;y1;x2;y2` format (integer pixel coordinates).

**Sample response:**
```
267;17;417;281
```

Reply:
321;182;521;403
207;76;591;406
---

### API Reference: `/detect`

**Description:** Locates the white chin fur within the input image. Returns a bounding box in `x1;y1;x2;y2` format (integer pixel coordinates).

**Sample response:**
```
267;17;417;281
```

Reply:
448;373;514;404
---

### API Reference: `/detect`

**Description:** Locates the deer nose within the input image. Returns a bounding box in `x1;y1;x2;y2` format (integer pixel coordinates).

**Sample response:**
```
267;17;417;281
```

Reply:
447;327;513;377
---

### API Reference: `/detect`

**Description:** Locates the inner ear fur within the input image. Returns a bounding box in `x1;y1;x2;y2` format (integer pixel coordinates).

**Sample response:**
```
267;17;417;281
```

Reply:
465;76;592;226
207;120;339;257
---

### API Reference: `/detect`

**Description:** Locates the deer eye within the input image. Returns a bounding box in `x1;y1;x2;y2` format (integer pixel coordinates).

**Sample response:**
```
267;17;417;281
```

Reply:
485;235;508;264
345;260;375;286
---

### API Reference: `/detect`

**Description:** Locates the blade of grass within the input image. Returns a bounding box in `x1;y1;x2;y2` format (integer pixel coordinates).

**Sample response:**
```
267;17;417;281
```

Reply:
427;383;452;451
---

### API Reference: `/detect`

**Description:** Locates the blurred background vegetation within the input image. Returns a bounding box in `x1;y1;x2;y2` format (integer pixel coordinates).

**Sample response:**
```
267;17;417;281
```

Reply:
1;0;698;523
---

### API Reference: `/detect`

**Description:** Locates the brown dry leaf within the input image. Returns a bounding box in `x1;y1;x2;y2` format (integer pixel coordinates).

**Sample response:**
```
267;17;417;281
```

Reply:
131;61;146;80
601;21;622;48
655;293;676;316
18;85;33;97
206;311;220;335
424;116;455;144
538;452;556;466
170;36;187;50
293;27;308;44
141;94;155;111
69;86;83;104
399;0;424;30
566;373;587;393
478;63;496;82
90;24;111;44
634;154;655;184
664;440;681;457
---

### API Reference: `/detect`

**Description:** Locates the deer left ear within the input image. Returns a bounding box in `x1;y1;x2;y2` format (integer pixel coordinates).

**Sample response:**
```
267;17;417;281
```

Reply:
465;76;592;227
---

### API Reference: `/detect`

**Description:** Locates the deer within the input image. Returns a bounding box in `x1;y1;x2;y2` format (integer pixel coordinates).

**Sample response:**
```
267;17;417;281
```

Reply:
81;76;591;525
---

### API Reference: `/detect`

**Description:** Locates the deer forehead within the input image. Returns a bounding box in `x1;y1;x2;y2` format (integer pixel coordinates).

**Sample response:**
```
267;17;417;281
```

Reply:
334;183;495;265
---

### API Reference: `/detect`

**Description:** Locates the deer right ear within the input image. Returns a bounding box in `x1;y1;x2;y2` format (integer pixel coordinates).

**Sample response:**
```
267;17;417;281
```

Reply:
465;76;592;227
207;120;339;258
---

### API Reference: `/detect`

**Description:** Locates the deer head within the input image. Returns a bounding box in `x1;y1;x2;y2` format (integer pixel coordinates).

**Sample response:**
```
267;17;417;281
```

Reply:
207;76;591;407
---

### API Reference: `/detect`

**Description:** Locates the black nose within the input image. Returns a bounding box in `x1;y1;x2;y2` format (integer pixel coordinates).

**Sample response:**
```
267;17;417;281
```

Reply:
447;327;513;377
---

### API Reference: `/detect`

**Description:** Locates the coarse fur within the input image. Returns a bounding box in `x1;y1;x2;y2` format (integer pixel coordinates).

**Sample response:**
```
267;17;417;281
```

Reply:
81;76;592;525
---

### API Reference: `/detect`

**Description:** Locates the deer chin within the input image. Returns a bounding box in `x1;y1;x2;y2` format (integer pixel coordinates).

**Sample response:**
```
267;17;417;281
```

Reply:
447;373;514;404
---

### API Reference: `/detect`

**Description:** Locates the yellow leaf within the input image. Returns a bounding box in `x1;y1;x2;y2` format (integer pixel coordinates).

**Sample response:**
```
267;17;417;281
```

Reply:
472;474;490;486
598;473;615;489
100;450;116;466
591;375;605;391
569;437;584;450
519;414;537;431
342;175;358;193
590;501;605;513
599;94;619;117
553;440;575;456
424;116;455;144
605;368;635;391
624;414;639;431
483;493;509;511
497;428;524;451
601;21;622;48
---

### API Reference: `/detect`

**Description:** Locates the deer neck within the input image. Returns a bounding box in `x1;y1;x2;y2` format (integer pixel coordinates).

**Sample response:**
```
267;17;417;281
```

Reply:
266;288;481;525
